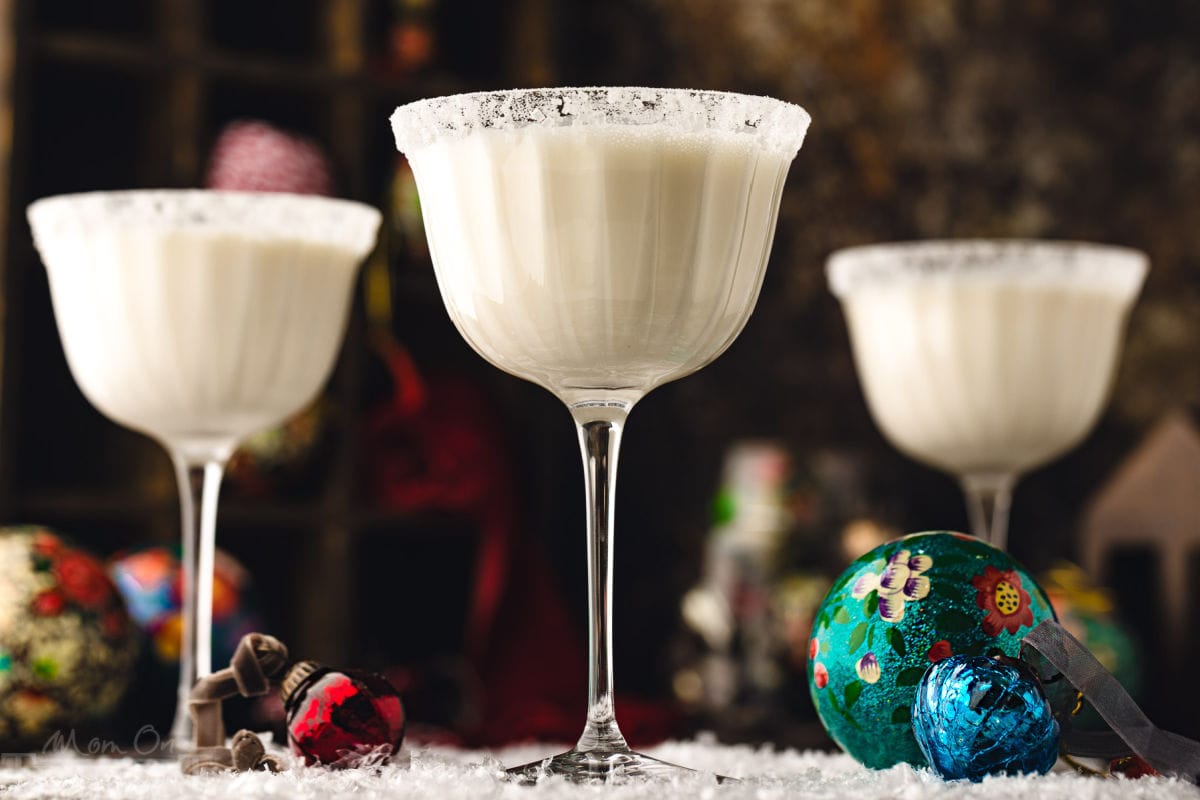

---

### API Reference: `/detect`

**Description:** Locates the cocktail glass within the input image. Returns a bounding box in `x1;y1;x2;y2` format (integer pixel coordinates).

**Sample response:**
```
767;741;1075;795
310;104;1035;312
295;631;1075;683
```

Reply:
826;240;1147;550
28;190;381;747
391;87;810;780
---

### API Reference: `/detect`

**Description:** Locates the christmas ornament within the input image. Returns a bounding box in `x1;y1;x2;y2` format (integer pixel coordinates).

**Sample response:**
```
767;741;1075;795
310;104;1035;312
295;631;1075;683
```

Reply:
108;546;263;667
204;120;335;499
0;527;138;748
383;0;437;75
205;120;333;196
390;157;428;262
1109;755;1159;779
912;654;1059;781
182;632;406;774
807;531;1055;768
281;660;406;767
904;620;1200;785
226;400;329;497
1040;562;1142;725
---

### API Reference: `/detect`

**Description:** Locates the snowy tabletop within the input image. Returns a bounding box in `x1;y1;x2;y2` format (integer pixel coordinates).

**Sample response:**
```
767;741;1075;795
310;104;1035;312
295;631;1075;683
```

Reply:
1;739;1197;800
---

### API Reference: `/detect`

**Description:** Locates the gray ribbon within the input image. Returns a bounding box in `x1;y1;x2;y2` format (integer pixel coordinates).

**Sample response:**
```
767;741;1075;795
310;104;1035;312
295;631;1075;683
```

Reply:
181;633;290;775
1021;619;1200;783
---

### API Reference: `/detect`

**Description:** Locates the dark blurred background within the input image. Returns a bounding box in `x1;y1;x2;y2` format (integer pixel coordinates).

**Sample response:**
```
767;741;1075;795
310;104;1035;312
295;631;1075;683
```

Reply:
0;0;1197;749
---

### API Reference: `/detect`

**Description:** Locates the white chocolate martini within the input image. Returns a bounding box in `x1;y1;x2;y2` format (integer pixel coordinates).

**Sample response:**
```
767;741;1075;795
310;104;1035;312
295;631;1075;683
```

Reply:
392;87;810;781
827;240;1147;549
28;190;381;746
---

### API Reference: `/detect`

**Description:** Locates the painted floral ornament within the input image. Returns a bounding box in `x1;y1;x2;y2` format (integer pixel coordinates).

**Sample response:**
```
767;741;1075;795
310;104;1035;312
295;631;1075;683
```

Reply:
807;531;1055;768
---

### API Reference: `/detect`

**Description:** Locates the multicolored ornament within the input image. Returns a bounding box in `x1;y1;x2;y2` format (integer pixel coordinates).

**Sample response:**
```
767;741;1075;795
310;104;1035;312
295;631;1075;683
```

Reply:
1040;562;1142;721
0;527;138;748
108;546;263;667
281;660;406;767
807;531;1056;768
913;654;1060;781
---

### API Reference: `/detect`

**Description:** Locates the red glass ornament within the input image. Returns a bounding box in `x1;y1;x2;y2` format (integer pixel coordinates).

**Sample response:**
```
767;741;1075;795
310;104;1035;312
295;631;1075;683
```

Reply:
281;660;406;767
1109;755;1159;779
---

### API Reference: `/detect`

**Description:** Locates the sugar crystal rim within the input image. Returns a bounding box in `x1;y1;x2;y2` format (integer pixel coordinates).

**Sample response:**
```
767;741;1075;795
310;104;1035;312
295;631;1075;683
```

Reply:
826;239;1149;298
27;190;382;257
390;86;811;159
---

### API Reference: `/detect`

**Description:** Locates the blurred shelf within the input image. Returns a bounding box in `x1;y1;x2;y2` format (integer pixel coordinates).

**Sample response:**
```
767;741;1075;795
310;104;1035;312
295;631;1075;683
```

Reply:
19;489;317;525
33;31;463;97
32;32;150;70
5;0;533;668
17;489;477;533
391;268;441;300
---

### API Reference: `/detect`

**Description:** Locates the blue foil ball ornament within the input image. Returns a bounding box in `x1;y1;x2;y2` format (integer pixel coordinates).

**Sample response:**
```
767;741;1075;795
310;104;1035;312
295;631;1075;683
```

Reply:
913;654;1060;781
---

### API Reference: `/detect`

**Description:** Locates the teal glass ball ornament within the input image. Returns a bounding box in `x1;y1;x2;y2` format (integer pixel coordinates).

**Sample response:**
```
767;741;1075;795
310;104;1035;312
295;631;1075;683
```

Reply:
912;655;1060;781
807;531;1056;769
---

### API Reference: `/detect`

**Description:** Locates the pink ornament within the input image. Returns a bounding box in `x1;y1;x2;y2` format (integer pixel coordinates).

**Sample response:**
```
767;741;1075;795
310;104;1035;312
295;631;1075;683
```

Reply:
206;120;333;196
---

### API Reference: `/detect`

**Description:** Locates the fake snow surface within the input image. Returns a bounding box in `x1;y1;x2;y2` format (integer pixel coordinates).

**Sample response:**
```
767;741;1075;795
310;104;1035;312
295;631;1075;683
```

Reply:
1;738;1197;800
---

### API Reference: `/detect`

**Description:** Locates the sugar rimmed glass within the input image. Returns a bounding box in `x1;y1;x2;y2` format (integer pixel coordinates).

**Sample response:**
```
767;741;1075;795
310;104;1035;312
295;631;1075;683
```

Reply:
827;240;1147;549
392;87;810;781
27;190;381;748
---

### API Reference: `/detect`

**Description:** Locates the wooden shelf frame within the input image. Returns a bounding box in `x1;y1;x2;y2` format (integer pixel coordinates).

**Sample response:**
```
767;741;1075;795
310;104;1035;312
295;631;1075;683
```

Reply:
0;0;558;667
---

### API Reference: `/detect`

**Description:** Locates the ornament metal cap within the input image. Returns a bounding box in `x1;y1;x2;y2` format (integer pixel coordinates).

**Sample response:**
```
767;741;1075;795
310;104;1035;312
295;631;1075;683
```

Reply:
280;660;321;706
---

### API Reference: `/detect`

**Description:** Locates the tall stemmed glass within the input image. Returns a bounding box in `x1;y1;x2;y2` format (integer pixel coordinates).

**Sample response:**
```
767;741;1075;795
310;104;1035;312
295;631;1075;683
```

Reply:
28;190;381;747
392;87;810;780
826;240;1147;550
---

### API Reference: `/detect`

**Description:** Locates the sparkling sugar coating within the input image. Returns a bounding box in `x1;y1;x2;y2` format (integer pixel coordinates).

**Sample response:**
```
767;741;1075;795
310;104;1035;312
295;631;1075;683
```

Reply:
27;190;380;255
912;655;1060;782
826;240;1148;298
390;87;811;159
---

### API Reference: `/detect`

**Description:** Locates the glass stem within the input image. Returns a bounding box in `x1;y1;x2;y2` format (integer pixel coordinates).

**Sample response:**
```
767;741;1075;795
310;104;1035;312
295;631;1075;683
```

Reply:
961;472;1016;551
571;404;631;754
169;452;229;746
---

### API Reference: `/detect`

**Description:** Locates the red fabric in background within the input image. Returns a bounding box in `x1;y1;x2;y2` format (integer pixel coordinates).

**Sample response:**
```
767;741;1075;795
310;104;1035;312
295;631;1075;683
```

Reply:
465;507;679;748
364;345;678;747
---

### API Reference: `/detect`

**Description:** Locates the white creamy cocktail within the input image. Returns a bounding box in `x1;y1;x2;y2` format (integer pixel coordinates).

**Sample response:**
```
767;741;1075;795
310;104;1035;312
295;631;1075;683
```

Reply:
28;190;381;746
827;240;1147;549
40;228;362;453
392;87;809;781
411;124;792;405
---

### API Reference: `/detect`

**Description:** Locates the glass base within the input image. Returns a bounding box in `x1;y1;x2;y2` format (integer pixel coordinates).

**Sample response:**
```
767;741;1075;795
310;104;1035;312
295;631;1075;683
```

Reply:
505;748;731;783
